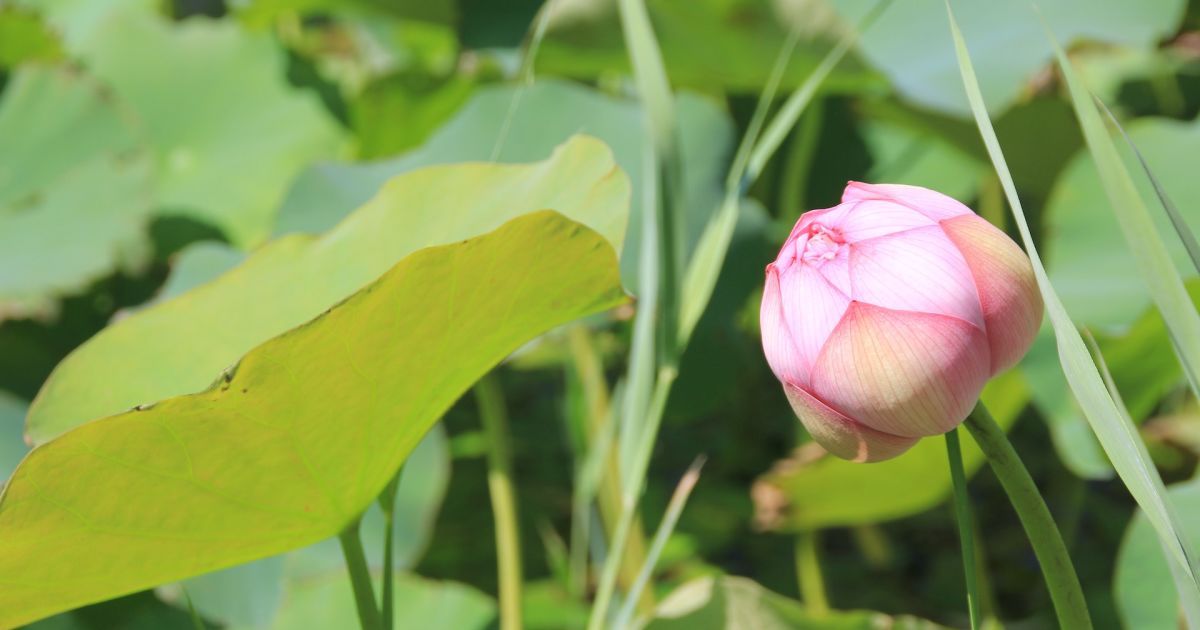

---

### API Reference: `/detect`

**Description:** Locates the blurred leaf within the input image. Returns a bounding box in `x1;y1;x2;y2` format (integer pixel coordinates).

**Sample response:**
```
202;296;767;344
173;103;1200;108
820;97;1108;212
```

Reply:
0;65;154;320
1021;329;1113;480
156;243;248;303
1049;23;1200;448
27;591;211;630
0;8;62;67
0;210;625;627
642;575;944;629
235;0;457;29
522;580;590;630
349;69;477;158
241;572;493;630
275;79;732;291
27;136;628;443
534;0;881;94
1074;46;1189;108
1093;281;1200;422
861;118;984;202
0;391;28;482
1047;118;1200;330
753;370;1027;531
162;558;285;629
829;0;1185;115
991;97;1084;201
1114;476;1200;630
13;0;158;50
70;7;345;246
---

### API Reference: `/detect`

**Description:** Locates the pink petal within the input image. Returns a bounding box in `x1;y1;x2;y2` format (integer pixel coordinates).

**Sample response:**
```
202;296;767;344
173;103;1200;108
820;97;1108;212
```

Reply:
760;267;806;386
842;181;972;222
783;384;918;463
848;225;984;329
836;199;936;242
810;303;991;438
792;204;850;239
778;264;852;385
941;214;1044;373
816;244;851;296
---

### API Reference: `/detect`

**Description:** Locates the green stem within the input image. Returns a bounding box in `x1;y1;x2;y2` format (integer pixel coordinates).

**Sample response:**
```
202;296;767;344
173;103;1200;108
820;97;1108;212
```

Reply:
945;428;982;630
475;374;524;630
586;366;677;630
377;468;403;629
795;530;829;615
339;519;383;630
963;404;1093;629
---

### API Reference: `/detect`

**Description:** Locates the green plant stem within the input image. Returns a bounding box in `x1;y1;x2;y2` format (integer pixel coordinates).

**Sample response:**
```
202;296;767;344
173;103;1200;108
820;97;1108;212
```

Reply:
945;428;982;630
339;519;383;630
587;366;677;630
377;467;403;629
795;530;829;616
963;404;1092;629
475;374;524;630
566;327;654;613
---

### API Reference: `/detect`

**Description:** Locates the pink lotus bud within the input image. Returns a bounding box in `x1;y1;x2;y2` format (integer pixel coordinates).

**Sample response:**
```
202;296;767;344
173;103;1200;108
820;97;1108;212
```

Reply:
760;182;1042;462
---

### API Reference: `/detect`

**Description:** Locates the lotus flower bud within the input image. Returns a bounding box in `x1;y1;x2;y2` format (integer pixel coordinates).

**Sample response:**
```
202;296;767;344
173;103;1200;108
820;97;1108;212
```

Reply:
760;182;1042;462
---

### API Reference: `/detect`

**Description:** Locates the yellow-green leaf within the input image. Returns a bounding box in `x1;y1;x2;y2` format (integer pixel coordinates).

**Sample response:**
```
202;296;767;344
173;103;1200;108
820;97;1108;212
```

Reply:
0;210;625;627
27;136;628;443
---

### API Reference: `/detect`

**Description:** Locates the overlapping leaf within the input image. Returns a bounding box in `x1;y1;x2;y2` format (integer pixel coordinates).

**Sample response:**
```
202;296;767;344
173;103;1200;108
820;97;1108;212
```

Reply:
27;136;628;442
0;210;625;627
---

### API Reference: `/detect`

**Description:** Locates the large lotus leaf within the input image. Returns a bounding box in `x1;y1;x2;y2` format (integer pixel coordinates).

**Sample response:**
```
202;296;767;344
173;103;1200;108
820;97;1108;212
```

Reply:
0;65;154;319
159;423;450;627
157;426;449;627
533;0;881;94
66;6;344;246
752;370;1026;531
1045;117;1200;329
644;575;944;629
27;136;628;443
1114;476;1200;630
0;392;28;482
143;247;452;627
0;210;625;627
828;0;1185;115
274;79;730;290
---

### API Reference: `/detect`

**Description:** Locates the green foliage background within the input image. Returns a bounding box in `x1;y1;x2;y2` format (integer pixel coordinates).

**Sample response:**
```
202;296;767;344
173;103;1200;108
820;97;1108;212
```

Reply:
2;0;1200;628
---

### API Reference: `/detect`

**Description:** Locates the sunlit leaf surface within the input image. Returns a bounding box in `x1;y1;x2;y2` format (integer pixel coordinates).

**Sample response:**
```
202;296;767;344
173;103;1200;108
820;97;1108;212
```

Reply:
0;210;625;627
